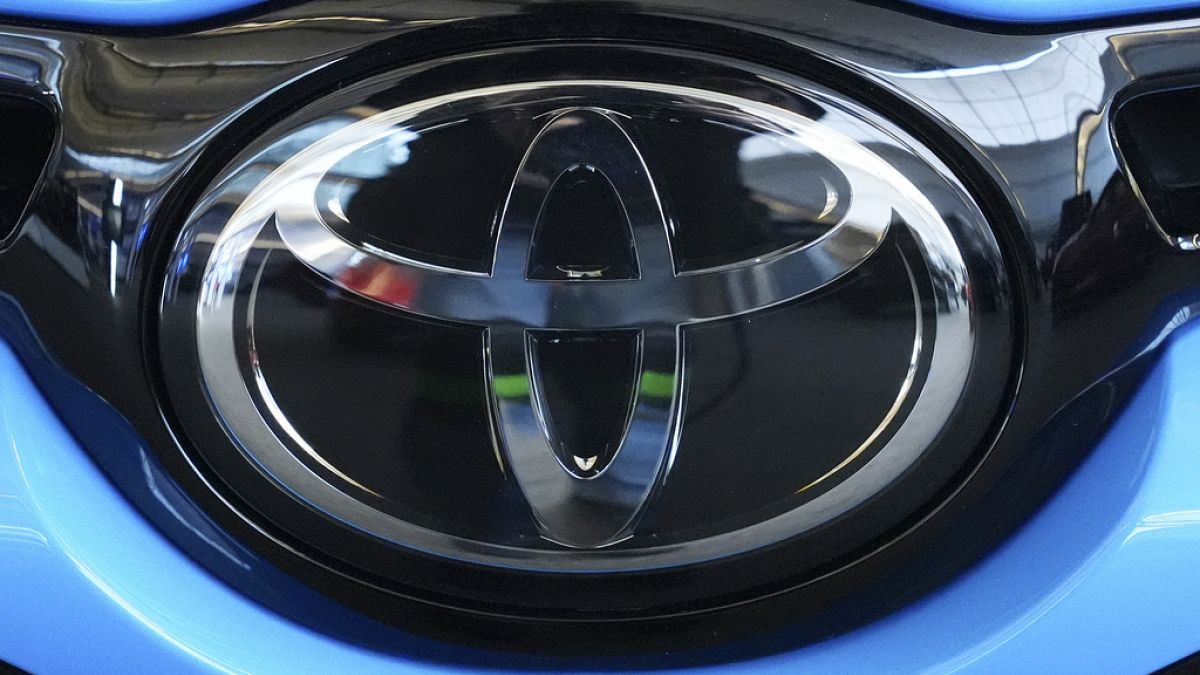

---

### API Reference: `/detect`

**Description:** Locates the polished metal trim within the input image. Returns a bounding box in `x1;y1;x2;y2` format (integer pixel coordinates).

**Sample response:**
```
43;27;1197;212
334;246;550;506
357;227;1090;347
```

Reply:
191;80;975;571
483;109;680;547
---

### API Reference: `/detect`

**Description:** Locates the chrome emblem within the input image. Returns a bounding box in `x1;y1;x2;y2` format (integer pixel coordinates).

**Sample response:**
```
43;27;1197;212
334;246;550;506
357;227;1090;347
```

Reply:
191;81;975;567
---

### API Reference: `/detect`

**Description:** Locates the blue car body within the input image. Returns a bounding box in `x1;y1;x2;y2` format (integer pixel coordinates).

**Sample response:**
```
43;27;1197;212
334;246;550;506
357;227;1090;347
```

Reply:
0;0;1189;24
0;1;1198;673
4;321;1200;672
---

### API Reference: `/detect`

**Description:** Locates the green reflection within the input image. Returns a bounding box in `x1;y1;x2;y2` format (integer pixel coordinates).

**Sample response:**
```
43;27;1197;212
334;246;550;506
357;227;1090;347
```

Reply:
492;374;531;399
639;371;676;398
490;371;675;400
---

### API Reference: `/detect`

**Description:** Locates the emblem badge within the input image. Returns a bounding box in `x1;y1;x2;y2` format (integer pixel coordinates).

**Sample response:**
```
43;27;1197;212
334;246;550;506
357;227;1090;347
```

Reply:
272;102;901;548
164;60;1009;611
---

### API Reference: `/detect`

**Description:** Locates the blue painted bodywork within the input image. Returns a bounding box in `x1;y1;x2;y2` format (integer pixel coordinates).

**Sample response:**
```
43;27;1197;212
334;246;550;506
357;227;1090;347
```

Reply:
905;0;1200;22
0;0;263;25
0;1;1195;671
0;0;1195;26
1;317;1197;672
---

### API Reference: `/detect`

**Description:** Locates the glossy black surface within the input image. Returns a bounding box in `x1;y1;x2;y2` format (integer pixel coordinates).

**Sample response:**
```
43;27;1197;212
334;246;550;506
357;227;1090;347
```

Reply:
0;0;1196;661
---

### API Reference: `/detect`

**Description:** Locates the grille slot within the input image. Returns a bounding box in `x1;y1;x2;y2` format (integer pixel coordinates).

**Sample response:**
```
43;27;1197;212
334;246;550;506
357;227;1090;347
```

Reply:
0;94;53;244
1115;84;1200;250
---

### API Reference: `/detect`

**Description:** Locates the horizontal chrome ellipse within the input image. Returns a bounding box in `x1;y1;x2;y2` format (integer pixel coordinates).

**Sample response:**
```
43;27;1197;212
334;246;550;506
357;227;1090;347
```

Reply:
264;82;901;330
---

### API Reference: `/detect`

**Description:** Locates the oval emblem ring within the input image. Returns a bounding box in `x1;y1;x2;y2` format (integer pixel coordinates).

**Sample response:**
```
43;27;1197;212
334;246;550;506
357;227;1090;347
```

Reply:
174;68;1007;590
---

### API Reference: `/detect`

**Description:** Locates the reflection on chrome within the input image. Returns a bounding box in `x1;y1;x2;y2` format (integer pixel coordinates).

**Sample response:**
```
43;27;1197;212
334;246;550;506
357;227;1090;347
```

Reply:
187;80;976;569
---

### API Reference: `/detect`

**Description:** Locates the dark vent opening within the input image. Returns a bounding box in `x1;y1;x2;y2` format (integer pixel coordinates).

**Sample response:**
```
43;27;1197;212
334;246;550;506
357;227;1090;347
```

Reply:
1114;84;1200;247
0;94;53;243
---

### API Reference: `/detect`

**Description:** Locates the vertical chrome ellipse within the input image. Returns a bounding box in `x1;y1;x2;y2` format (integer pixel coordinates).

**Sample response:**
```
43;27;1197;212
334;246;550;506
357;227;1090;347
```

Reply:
487;109;679;548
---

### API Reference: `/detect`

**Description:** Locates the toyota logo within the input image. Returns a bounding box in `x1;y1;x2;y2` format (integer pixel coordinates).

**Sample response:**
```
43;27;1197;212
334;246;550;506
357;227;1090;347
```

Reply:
185;80;980;570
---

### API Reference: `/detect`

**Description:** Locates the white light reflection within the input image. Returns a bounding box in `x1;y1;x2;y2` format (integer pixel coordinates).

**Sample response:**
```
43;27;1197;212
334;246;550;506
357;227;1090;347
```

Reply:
1126;509;1200;542
109;240;118;298
873;35;1109;148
